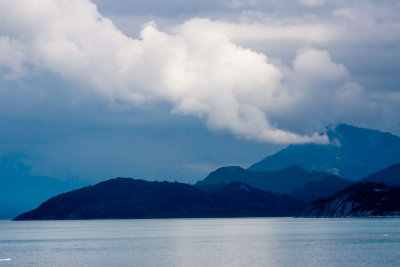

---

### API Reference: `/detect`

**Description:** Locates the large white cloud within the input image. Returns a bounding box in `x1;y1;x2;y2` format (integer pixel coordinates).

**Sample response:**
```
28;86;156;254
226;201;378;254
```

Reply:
1;0;393;144
292;49;349;82
172;19;339;44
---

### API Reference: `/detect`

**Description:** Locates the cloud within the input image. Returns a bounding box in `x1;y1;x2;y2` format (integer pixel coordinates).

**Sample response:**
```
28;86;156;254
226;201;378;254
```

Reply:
226;0;259;9
298;0;327;7
332;8;355;20
0;36;27;79
292;49;349;82
173;19;339;44
1;0;398;145
0;0;334;144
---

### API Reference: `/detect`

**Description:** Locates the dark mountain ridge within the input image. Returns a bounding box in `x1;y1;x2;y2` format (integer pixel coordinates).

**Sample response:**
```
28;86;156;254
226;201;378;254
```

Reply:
14;178;303;220
291;176;354;203
299;183;400;217
196;165;333;194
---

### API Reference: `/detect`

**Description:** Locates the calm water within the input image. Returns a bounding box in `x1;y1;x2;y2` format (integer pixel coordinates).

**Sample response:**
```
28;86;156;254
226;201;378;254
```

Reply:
0;218;399;266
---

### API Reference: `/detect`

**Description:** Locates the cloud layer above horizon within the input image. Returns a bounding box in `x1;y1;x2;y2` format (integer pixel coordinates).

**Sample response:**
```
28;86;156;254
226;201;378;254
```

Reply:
2;0;398;144
0;0;400;180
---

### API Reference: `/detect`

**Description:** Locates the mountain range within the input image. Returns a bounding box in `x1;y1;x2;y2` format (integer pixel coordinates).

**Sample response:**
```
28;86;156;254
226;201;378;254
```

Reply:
195;165;354;203
14;162;400;220
9;124;400;219
196;165;333;194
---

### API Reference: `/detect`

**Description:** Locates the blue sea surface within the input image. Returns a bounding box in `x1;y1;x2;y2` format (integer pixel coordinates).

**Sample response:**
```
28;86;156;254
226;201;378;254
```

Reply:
0;218;399;266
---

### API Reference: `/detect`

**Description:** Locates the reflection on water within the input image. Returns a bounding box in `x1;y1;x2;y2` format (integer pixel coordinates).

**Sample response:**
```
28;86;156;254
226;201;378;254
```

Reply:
0;218;399;266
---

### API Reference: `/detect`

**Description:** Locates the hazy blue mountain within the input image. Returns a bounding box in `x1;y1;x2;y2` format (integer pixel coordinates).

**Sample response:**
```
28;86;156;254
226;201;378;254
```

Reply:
195;165;333;194
0;153;79;219
14;178;304;220
299;183;400;217
291;176;354;203
361;163;400;186
0;175;77;219
249;124;400;180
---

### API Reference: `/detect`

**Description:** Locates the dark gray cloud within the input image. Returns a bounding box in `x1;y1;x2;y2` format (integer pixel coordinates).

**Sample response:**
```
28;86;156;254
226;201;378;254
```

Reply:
0;73;282;183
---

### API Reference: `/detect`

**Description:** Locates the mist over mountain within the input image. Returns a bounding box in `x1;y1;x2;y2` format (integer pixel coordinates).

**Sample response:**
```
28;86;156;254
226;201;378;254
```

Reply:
249;124;400;180
196;124;400;204
0;154;79;219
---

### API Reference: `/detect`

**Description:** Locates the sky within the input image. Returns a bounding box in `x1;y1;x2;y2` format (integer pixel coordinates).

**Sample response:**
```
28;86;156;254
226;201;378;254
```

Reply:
0;0;399;183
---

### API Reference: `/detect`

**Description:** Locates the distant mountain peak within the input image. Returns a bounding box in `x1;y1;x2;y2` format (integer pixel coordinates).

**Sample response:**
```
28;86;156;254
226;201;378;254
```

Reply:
248;124;400;180
196;164;335;194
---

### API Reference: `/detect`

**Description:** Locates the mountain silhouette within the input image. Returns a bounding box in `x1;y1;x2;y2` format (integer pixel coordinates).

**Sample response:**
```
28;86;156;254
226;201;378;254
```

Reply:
249;124;400;179
291;176;354;203
299;183;400;217
361;163;400;186
14;178;303;220
196;165;333;194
